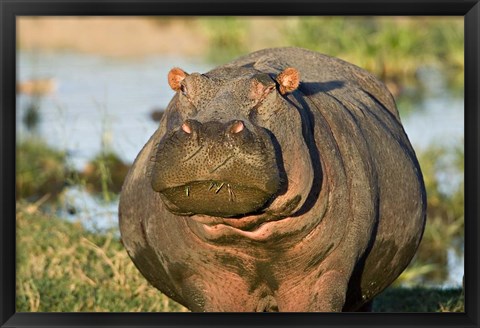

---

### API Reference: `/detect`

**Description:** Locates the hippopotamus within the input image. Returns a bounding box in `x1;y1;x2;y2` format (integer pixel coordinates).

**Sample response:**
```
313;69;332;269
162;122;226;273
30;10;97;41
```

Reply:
119;47;426;312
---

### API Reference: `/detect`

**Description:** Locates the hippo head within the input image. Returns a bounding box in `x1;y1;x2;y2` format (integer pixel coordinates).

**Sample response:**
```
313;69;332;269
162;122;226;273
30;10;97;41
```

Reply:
149;65;310;219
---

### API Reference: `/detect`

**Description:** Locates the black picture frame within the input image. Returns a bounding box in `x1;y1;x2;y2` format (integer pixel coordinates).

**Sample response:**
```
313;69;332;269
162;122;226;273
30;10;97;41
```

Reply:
1;1;478;327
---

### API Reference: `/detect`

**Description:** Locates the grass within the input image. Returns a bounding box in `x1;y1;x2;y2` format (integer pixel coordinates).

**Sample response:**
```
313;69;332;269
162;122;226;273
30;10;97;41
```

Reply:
16;201;188;312
16;137;131;204
16;137;70;201
199;17;250;63
80;151;131;200
374;287;464;312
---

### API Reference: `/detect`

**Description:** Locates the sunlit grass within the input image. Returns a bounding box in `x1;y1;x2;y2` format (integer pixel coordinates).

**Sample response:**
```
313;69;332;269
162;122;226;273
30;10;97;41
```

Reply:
16;201;188;312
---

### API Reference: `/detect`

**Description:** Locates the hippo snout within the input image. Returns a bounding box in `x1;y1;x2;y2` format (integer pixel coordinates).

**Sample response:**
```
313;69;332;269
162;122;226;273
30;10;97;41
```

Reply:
149;117;281;218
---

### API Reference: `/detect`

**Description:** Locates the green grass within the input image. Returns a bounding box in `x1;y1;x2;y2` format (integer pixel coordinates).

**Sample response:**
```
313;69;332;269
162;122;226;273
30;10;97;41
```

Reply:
284;17;463;80
16;138;70;202
199;17;249;63
80;151;131;200
17;137;131;204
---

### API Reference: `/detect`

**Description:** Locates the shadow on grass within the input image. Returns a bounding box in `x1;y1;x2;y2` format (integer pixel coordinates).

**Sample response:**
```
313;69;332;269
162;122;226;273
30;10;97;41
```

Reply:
373;286;464;312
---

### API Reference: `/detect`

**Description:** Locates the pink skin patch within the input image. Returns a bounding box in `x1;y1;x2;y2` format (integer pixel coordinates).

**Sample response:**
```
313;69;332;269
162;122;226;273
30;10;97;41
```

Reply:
230;120;244;134
181;122;192;134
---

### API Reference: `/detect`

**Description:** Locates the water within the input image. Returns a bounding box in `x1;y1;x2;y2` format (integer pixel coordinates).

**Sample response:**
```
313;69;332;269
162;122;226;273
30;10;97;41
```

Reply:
16;51;464;288
402;68;464;151
17;51;213;170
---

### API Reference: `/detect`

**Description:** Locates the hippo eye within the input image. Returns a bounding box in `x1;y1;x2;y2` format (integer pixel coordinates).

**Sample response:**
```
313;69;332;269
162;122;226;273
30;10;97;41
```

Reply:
180;84;188;96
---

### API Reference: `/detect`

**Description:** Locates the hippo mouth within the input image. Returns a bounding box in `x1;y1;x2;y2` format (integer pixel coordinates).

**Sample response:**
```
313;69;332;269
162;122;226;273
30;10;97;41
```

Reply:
158;180;274;217
150;118;282;218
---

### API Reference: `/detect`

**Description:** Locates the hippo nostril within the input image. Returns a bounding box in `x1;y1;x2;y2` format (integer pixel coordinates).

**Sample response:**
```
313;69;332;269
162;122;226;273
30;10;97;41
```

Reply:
229;120;244;134
181;121;193;134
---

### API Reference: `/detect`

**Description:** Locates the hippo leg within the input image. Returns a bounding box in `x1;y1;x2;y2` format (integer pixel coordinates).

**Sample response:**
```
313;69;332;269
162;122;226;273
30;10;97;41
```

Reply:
309;270;350;312
280;270;350;312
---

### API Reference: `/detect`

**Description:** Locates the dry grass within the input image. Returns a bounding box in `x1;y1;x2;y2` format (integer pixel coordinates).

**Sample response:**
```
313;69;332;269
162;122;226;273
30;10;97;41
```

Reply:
16;201;188;312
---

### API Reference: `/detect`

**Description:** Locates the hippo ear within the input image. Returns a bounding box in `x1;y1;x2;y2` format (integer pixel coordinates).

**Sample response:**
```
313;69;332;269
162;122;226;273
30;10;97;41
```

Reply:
276;67;300;95
168;67;189;92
